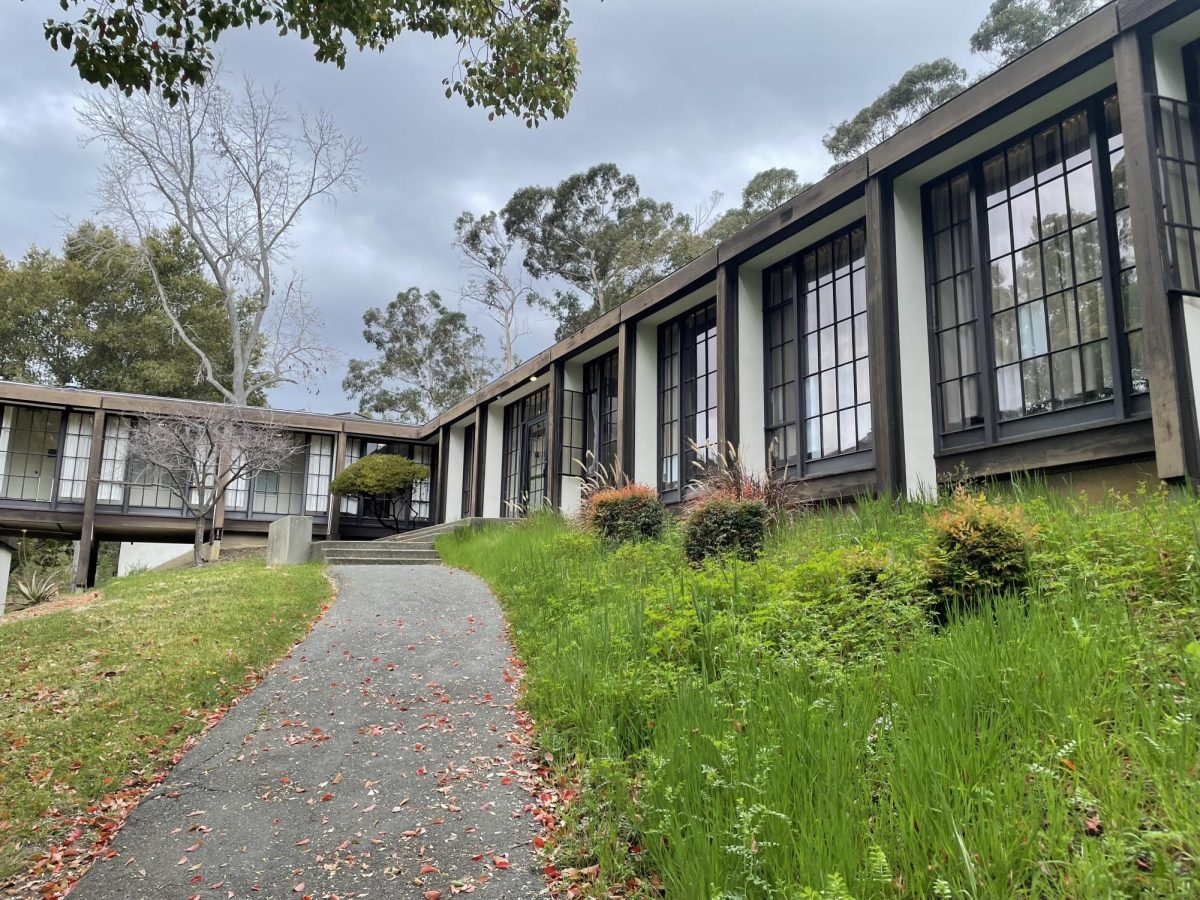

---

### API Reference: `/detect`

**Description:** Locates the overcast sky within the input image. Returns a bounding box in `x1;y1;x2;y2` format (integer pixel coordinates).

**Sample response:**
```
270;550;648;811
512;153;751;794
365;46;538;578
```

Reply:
0;0;991;415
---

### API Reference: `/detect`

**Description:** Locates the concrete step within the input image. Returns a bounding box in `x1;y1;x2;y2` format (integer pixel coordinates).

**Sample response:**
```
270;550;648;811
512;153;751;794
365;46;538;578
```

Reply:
311;542;437;563
324;555;442;566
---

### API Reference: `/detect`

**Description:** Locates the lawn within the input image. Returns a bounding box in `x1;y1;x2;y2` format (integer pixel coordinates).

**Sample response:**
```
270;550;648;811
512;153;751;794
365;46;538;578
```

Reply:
0;559;331;892
438;484;1200;898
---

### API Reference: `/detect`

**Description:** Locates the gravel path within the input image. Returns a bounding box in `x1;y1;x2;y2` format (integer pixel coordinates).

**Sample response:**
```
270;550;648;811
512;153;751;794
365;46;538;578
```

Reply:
72;565;544;900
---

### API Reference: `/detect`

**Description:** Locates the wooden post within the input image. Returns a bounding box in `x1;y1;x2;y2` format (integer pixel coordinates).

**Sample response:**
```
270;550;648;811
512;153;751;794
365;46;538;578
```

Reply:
715;262;740;454
434;425;451;524
208;442;230;560
327;429;348;539
865;175;906;495
73;409;105;590
1114;30;1200;481
615;319;637;480
547;360;564;510
471;404;488;518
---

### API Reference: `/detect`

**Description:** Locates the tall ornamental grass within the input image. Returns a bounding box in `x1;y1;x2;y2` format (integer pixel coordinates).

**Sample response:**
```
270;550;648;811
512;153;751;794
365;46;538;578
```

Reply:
438;485;1200;898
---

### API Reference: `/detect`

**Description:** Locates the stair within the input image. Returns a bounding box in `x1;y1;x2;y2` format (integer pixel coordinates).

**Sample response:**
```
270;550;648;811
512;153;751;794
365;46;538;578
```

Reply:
311;517;505;566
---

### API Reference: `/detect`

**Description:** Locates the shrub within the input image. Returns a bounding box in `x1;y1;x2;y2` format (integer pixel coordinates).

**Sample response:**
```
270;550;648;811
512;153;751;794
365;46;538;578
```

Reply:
926;488;1035;615
10;568;61;612
329;453;429;532
687;442;809;525
683;497;767;563
585;484;669;544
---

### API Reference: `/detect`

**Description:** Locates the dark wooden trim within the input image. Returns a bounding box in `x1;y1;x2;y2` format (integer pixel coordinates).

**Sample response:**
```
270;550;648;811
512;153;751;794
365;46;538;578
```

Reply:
547;360;564;509
616;319;637;479
865;177;906;495
1113;30;1199;479
327;431;348;539
73;409;105;589
1117;0;1200;31
433;425;451;524
715;262;740;452
937;416;1156;477
471;404;488;516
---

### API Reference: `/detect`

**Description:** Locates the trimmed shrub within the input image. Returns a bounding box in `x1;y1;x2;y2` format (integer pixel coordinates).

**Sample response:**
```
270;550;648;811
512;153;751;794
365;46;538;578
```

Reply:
926;488;1035;615
330;453;430;532
682;497;767;563
585;484;669;545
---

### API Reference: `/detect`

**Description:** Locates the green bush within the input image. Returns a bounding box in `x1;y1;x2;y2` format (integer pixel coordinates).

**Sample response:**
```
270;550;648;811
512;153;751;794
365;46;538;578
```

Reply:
682;497;767;563
926;488;1035;616
586;484;669;544
329;453;429;531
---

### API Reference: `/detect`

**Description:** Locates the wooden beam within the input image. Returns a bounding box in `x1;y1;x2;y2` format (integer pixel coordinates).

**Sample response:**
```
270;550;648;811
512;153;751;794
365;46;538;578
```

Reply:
471;404;488;517
73;409;105;590
547;360;564;509
616;319;638;480
715;262;740;453
865;177;906;495
1114;30;1199;479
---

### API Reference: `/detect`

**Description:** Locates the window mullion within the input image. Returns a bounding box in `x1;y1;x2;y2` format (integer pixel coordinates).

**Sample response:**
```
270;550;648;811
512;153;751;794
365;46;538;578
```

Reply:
969;161;1000;445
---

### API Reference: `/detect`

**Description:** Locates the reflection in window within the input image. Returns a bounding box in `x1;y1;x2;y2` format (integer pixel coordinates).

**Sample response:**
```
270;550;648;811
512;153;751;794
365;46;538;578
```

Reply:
58;412;94;502
1107;96;1144;394
0;406;62;502
252;437;305;516
984;107;1112;420
304;434;334;514
98;417;130;504
800;226;871;459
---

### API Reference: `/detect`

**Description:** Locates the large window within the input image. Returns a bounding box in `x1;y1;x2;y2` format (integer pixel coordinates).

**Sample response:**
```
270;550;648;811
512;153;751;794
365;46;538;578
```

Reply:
501;388;549;517
583;351;618;474
657;301;717;499
923;91;1145;448
763;224;872;475
0;406;62;502
333;438;434;528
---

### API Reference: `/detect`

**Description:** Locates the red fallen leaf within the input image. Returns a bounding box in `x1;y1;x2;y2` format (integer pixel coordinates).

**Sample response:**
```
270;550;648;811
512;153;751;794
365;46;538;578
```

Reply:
532;835;545;849
320;793;335;802
190;874;203;883
185;842;200;852
471;854;484;861
419;864;438;874
416;767;427;776
1086;817;1103;835
293;882;305;893
423;892;442;900
544;864;561;879
493;856;510;870
1061;758;1076;771
178;856;189;865
295;839;310;846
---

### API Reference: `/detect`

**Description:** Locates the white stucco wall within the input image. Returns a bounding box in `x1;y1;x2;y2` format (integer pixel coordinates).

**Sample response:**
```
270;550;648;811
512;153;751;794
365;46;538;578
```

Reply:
0;544;11;615
443;427;465;523
736;266;767;474
633;320;659;486
482;402;505;518
117;541;190;576
894;179;938;500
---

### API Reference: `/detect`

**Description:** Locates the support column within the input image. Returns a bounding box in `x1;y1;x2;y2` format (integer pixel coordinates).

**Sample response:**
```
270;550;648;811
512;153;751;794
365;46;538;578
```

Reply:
0;540;12;615
547;360;564;509
615;319;637;480
434;425;451;524
1115;30;1200;480
471;404;488;517
327;430;348;539
866;175;906;496
715;262;740;454
208;443;230;561
74;409;105;590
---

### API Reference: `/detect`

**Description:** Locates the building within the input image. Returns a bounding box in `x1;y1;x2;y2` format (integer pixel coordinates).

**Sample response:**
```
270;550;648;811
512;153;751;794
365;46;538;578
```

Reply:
2;0;1199;594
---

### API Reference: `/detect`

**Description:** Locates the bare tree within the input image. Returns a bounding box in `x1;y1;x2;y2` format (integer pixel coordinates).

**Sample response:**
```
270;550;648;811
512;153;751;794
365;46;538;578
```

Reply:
124;406;299;566
453;211;533;373
79;70;361;405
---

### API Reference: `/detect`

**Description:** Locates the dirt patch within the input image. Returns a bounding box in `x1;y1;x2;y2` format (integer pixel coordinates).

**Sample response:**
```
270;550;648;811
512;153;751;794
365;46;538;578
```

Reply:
1;591;101;624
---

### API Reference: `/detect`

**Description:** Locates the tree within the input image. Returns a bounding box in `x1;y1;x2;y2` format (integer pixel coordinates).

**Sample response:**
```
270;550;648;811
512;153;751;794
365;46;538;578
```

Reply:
80;72;358;406
330;454;430;532
43;0;579;125
0;223;251;402
970;0;1100;67
823;59;968;166
502;163;690;335
453;211;533;372
343;287;497;424
124;407;299;566
706;168;812;243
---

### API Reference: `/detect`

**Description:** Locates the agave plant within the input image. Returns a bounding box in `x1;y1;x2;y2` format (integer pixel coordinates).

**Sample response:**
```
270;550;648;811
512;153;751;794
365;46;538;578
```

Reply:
10;567;61;612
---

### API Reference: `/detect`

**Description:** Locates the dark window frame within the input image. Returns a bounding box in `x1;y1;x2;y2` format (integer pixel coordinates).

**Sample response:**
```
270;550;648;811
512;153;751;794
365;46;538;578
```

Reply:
460;423;475;518
500;387;549;517
761;221;876;480
582;350;619;475
657;300;718;504
921;88;1151;457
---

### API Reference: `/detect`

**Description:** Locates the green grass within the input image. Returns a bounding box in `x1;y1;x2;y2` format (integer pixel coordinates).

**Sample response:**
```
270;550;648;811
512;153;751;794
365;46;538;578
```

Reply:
439;485;1200;898
0;559;330;884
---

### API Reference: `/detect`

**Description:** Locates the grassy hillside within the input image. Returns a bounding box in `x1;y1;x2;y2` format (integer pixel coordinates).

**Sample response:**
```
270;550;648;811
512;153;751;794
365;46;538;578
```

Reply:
439;485;1200;898
0;560;331;891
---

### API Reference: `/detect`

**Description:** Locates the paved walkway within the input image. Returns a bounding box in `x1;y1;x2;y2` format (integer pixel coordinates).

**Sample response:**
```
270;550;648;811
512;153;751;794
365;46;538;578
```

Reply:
74;566;544;899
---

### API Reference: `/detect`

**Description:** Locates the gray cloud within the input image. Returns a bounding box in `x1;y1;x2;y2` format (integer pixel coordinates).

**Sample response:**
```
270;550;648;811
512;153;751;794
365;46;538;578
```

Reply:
0;0;989;414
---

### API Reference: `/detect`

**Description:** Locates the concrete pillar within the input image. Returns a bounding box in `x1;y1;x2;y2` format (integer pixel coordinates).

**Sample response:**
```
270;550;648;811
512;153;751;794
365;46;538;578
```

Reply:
266;515;313;566
74;409;105;590
482;403;505;518
633;319;658;487
443;425;466;524
0;542;12;616
327;430;348;539
736;265;767;475
715;262;740;453
866;175;906;496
